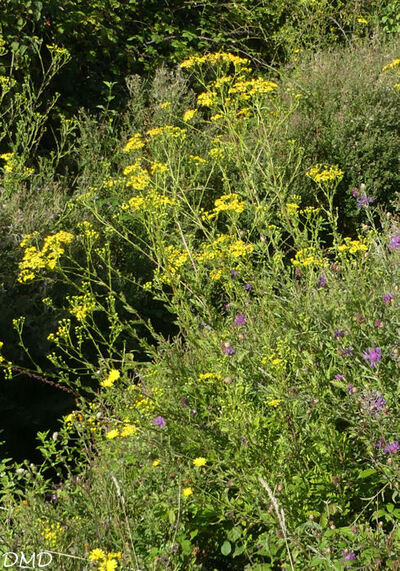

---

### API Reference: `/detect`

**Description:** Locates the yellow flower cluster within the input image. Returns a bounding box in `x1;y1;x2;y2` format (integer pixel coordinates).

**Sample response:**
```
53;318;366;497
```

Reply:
383;58;400;71
47;319;71;343
46;44;69;56
101;369;120;388
198;372;222;381
159;246;189;283
193;457;207;466
306;164;344;183
180;52;249;69
138;189;174;212
183;487;193;496
79;220;99;240
291;247;326;267
198;235;254;262
41;522;62;549
69;293;96;322
123;133;144;153
0;152;16;173
105;423;137;439
337;237;369;254
229;77;278;98
89;549;122;571
213;193;246;215
150;162;168;174
123;161;150;190
147;125;186;139
183;109;197;122
286;202;300;216
18;231;74;283
189;155;206;163
197;91;217;107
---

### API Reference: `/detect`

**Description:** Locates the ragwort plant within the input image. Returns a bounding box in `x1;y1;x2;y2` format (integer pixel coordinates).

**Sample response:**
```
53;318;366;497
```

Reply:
3;53;400;569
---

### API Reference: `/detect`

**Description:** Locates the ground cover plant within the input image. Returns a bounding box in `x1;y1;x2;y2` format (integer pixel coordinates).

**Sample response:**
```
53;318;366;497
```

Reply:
1;9;400;571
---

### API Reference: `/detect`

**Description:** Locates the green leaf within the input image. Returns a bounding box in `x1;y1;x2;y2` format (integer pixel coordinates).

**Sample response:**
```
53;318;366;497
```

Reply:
221;541;232;556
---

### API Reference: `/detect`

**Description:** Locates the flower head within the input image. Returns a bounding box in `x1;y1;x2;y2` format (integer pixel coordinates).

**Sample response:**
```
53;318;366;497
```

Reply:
152;416;166;428
183;487;193;497
388;235;400;250
383;293;395;304
193;457;207;467
357;194;374;207
363;346;381;367
384;440;399;454
234;313;247;326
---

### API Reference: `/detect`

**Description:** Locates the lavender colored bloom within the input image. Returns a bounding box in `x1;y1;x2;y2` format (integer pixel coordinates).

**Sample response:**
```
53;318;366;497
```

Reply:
374;395;386;409
363;346;381;367
334;330;345;338
191;409;197;415
230;269;239;277
241;436;249;447
245;283;252;291
318;273;326;287
335;374;344;380
223;345;235;355
357;194;374;207
384;440;399;454
180;396;187;407
347;384;355;395
374;319;383;328
234;313;247;326
341;346;354;356
352;187;359;197
342;552;355;561
383;293;395;304
375;438;386;449
152;415;166;428
388;235;400;250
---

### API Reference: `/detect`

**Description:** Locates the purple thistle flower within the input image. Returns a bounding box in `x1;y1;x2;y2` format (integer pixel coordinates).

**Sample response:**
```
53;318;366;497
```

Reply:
376;438;386;449
384;440;399;454
347;383;355;394
334;330;345;339
241;436;249;448
383;293;395;304
318;273;326;287
374;395;386;409
152;415;166;428
335;374;344;380
234;313;247;326
342;552;355;561
363;346;381;367
245;283;252;291
357;194;374;207
223;345;235;355
388;235;400;250
374;319;384;328
230;269;239;277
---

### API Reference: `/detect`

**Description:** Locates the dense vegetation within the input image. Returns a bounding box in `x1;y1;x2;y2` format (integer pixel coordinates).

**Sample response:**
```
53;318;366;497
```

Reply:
1;2;400;569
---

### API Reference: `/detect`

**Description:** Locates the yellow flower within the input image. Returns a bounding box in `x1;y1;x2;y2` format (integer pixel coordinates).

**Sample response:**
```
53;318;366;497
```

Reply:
268;399;280;408
120;424;137;437
105;429;119;440
198;373;222;381
160;101;171;109
89;549;106;561
383;58;400;71
213;193;246;215
357;16;368;24
123;133;144;153
182;487;193;496
306;164;344;183
101;369;120;388
152;459;160;466
193;457;207;467
183;109;197;122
